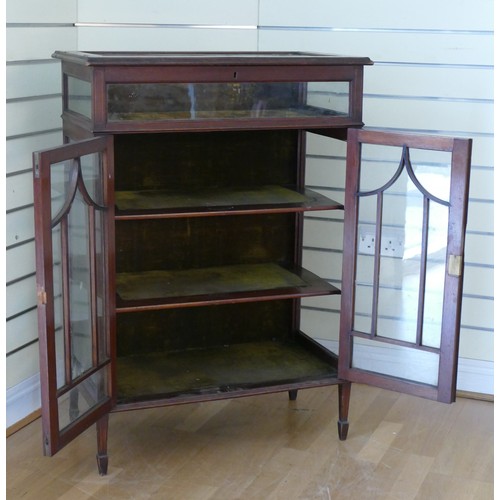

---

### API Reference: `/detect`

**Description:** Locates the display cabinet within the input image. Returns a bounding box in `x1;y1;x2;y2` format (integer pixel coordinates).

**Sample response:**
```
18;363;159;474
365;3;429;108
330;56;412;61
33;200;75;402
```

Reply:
33;52;471;475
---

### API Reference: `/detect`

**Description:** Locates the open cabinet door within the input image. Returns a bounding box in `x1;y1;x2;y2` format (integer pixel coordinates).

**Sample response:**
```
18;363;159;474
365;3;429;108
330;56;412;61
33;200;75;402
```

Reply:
33;136;115;456
339;129;471;403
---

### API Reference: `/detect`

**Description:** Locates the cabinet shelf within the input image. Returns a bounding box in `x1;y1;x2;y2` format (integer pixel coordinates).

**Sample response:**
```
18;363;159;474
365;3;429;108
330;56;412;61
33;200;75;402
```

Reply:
116;263;339;312
115;186;342;218
116;338;339;406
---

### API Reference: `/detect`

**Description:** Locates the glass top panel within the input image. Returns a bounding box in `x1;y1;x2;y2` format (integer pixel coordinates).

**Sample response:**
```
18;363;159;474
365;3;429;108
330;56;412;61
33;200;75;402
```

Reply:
107;81;350;122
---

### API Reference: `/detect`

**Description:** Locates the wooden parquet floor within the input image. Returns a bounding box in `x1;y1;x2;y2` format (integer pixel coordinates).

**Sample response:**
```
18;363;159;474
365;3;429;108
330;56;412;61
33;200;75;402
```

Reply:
6;384;494;499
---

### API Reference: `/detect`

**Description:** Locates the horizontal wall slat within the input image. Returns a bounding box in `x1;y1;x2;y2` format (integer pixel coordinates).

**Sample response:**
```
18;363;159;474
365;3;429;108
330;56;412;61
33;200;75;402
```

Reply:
305;157;347;189
304;218;343;250
307;159;493;202
301;307;493;363
301;307;340;343
363;98;493;135
6;171;34;212
303;248;343;280
462;267;493;298
365;65;493;100
7;0;76;24
6;97;62;138
459;328;494;362
259;0;493;31
6;26;77;61
465;201;494;233
6;276;36;319
77;27;257;52
78;0;258;25
259;31;493;66
6;61;61;100
6;206;34;247
6;309;38;354
6;240;36;283
6;131;62;175
464;233;494;266
460;296;494;330
6;342;40;389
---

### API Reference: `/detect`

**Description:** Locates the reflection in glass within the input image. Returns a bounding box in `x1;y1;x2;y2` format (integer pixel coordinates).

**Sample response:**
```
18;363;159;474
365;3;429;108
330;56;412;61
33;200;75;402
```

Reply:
80;153;103;205
354;144;452;350
421;192;449;349
52;226;66;389
67;77;92;118
352;336;439;385
95;210;108;363
107;82;350;121
57;366;109;431
49;150;110;389
68;190;93;379
50;160;74;219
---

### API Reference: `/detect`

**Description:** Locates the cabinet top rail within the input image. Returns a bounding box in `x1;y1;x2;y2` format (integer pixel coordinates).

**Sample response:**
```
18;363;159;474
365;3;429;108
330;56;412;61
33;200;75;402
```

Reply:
53;51;373;67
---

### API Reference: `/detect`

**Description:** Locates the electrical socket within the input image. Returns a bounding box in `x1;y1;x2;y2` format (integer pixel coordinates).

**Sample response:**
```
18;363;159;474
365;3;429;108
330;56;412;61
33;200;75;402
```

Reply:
358;226;405;258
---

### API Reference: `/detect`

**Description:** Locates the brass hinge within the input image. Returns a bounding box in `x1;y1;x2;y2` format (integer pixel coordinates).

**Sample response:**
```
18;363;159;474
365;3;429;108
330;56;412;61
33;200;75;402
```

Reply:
447;254;463;277
37;288;47;305
34;154;40;178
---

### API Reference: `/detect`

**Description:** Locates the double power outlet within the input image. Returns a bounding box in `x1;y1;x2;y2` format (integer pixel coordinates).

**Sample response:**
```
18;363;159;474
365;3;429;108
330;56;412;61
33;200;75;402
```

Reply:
358;225;405;258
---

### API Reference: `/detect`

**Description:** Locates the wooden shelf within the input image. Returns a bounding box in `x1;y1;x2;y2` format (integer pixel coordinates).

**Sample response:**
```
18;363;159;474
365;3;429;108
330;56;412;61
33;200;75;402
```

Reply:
116;263;339;312
116;338;339;405
115;186;342;218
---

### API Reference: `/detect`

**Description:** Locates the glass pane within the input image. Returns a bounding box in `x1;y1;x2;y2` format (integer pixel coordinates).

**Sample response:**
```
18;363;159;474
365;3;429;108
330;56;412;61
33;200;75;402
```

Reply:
352;336;439;385
52;226;66;389
421;198;449;349
57;366;109;431
95;210;108;363
50;159;74;218
354;196;377;333
408;148;452;203
377;167;420;343
68;190;93;378
80;152;104;205
358;144;402;193
107;82;350;121
67;76;92;118
354;143;453;347
305;81;350;115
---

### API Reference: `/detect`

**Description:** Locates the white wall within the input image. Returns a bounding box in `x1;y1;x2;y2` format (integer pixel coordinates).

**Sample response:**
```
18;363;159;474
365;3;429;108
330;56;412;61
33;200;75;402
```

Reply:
258;1;494;394
5;0;493;427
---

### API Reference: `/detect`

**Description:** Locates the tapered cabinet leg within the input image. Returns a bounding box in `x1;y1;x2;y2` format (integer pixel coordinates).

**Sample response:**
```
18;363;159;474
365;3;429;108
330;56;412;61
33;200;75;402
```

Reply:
96;414;109;476
337;382;351;441
288;389;298;401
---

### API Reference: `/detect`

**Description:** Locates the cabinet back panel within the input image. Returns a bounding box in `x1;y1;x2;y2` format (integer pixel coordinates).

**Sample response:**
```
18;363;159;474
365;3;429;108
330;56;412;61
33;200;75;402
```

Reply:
114;130;299;191
115;214;297;272
116;300;293;356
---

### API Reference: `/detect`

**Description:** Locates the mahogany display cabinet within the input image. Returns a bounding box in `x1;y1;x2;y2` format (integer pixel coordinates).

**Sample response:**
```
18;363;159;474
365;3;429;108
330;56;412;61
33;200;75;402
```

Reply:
33;52;472;475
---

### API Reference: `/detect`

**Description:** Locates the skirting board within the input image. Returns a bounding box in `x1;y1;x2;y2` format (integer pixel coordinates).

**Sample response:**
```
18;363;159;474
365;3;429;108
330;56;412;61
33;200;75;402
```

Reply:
6;342;494;429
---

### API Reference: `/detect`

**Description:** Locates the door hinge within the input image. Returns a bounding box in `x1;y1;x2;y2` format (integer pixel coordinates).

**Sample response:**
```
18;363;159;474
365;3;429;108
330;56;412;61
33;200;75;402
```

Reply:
447;254;463;277
37;287;47;305
34;154;40;178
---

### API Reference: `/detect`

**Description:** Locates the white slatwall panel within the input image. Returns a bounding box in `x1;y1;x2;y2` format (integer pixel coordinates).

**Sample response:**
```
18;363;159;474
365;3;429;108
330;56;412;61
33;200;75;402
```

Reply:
6;1;78;394
5;0;493;428
258;0;493;31
78;27;257;52
258;0;494;370
78;0;259;25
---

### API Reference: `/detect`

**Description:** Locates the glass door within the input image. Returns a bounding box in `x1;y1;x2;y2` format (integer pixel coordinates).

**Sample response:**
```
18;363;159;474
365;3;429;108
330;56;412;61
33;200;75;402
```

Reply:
33;136;115;455
339;129;471;403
